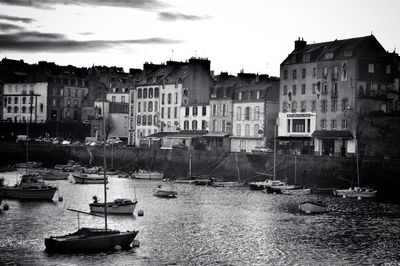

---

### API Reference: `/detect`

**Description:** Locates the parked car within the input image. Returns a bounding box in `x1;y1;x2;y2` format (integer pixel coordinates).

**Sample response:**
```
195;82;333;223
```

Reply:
16;135;30;143
172;143;189;150
252;145;273;154
62;140;71;145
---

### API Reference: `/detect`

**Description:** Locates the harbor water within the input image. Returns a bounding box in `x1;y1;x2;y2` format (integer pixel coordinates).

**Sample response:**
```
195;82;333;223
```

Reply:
1;171;400;265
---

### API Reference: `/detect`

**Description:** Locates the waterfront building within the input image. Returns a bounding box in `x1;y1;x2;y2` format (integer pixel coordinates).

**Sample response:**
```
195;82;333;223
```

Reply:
129;58;214;146
279;35;399;156
230;73;279;152
2;82;48;123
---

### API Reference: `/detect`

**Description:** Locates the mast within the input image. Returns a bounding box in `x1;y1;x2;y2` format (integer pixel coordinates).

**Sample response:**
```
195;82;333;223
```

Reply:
102;96;108;230
273;122;276;180
294;154;297;185
189;153;192;177
25;122;29;175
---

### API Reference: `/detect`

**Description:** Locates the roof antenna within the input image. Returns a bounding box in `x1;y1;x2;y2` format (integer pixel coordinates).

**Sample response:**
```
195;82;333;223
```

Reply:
371;30;373;36
170;49;174;61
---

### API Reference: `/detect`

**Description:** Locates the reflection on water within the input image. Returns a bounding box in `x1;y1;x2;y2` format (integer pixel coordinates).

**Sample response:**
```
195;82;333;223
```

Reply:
1;171;400;265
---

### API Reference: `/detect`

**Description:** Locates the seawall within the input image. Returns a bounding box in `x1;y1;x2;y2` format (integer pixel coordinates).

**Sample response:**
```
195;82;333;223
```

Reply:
1;142;399;202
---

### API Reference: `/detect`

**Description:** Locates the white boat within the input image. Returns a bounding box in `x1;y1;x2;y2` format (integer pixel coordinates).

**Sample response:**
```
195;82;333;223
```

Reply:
70;173;107;184
153;184;177;198
282;188;311;195
249;179;271;190
334;187;377;198
212;181;244;187
133;170;164;180
298;201;328;214
90;197;137;215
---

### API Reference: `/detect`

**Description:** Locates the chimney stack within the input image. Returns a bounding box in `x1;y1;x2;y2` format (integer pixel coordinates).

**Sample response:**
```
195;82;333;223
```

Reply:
294;37;307;50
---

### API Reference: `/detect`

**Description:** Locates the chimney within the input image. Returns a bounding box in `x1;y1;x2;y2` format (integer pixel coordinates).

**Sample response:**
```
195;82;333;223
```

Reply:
294;37;307;50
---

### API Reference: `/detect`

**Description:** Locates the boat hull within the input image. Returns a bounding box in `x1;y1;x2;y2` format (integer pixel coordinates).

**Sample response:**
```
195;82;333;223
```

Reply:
266;185;297;194
334;188;377;198
153;189;177;198
89;202;137;214
0;187;57;200
282;188;311;195
133;172;164;180
298;201;327;214
45;228;138;253
72;174;106;184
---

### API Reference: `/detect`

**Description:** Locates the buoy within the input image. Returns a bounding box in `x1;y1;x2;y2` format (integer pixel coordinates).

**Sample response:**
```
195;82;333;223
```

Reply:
58;196;63;202
137;210;144;217
114;245;122;250
3;204;9;211
357;196;362;200
132;240;140;247
342;195;346;198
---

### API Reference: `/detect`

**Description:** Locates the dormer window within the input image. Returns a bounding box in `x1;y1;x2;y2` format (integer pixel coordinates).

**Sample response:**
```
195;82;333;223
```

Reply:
290;55;296;63
325;53;334;60
303;53;310;62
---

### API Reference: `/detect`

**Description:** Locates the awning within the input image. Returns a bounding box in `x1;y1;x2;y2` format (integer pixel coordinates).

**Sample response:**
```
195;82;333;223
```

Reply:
312;130;354;139
203;132;230;138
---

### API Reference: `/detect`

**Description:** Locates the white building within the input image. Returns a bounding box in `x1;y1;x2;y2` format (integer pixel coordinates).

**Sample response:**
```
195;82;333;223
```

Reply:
2;82;48;123
160;83;183;132
180;105;209;131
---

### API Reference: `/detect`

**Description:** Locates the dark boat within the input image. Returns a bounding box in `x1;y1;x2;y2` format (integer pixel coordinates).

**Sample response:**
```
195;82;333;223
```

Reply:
45;97;139;253
45;227;138;253
0;174;57;200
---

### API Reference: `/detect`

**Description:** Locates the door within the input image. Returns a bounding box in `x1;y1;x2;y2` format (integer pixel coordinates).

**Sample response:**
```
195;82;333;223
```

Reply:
322;139;334;156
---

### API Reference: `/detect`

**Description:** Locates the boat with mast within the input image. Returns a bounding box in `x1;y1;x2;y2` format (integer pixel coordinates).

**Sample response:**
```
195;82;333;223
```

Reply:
45;95;138;253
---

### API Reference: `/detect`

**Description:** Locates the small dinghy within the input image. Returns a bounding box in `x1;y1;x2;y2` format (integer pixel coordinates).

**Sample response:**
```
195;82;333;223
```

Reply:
298;200;328;214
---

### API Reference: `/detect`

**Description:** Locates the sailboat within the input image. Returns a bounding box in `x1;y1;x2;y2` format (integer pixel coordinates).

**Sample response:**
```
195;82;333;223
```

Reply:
333;115;377;199
45;97;138;253
281;155;311;195
0;123;57;201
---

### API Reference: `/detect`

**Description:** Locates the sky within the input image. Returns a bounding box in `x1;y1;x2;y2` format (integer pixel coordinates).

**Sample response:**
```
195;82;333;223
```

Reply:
0;0;399;77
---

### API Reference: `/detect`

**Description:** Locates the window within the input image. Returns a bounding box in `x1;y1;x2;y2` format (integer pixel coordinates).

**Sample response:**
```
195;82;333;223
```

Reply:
342;99;349;111
154;115;158;126
283;85;288;95
149;88;153;98
212;104;216;116
174;107;178;118
293;69;297;80
192;120;197;130
368;64;375;73
155;101;158;112
344;50;353;57
283;70;288;80
303;53;310;62
142;115;147;126
168;93;172;104
148;101;153;112
312;84;316;94
74;100;78;107
333;66;339;80
342;119;348;129
331;100;337;112
293;119;305;132
321;100;327;112
212;120;216;131
193;106;198;116
245;107;250;120
174;93;178;104
325;53;334;59
121;96;126;103
386;65;391;74
184;120;189;130
238;92;242;100
161;93;165;105
301;84;306;95
222;104;227;116
67;99;71;107
300;101;306;112
143;88;148;98
313;67;316;78
138;89;142;99
112;96;116;102
322;83;328;94
7;106;11;113
321;119;327;129
68;88;71;97
143;102;147;112
237;107;242;121
75;89;78;97
254;106;260;120
331;119;337;130
14;106;18;113
332;83;338;98
245;124;250;136
256;91;260;100
323;66;328;78
22;106;26;113
185;107;190;117
236;124;241;136
148;115;152;126
14;97;18;104
292;85;297;95
302;68;306;79
161;107;164;119
254;124;259;136
167;107;171;118
291;101;297;112
138;102;141;112
202;106;207;116
282;101;288;112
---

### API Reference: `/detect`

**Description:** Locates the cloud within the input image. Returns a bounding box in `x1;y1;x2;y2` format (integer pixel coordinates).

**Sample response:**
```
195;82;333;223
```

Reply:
158;11;211;21
0;0;167;10
0;14;35;23
0;22;24;31
0;30;182;52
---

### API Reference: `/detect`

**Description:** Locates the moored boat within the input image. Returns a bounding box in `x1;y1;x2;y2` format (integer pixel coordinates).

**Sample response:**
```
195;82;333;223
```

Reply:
153;184;177;198
282;188;311;195
133;170;164;180
0;174;57;200
249;180;271;190
70;173;107;184
89;197;137;215
298;201;328;214
333;187;377;199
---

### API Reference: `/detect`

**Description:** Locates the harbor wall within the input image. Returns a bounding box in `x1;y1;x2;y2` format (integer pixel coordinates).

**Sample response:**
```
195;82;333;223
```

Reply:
0;142;399;202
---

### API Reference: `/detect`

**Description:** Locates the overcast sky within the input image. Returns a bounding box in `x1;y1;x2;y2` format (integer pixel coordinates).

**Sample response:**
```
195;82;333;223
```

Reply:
0;0;399;76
